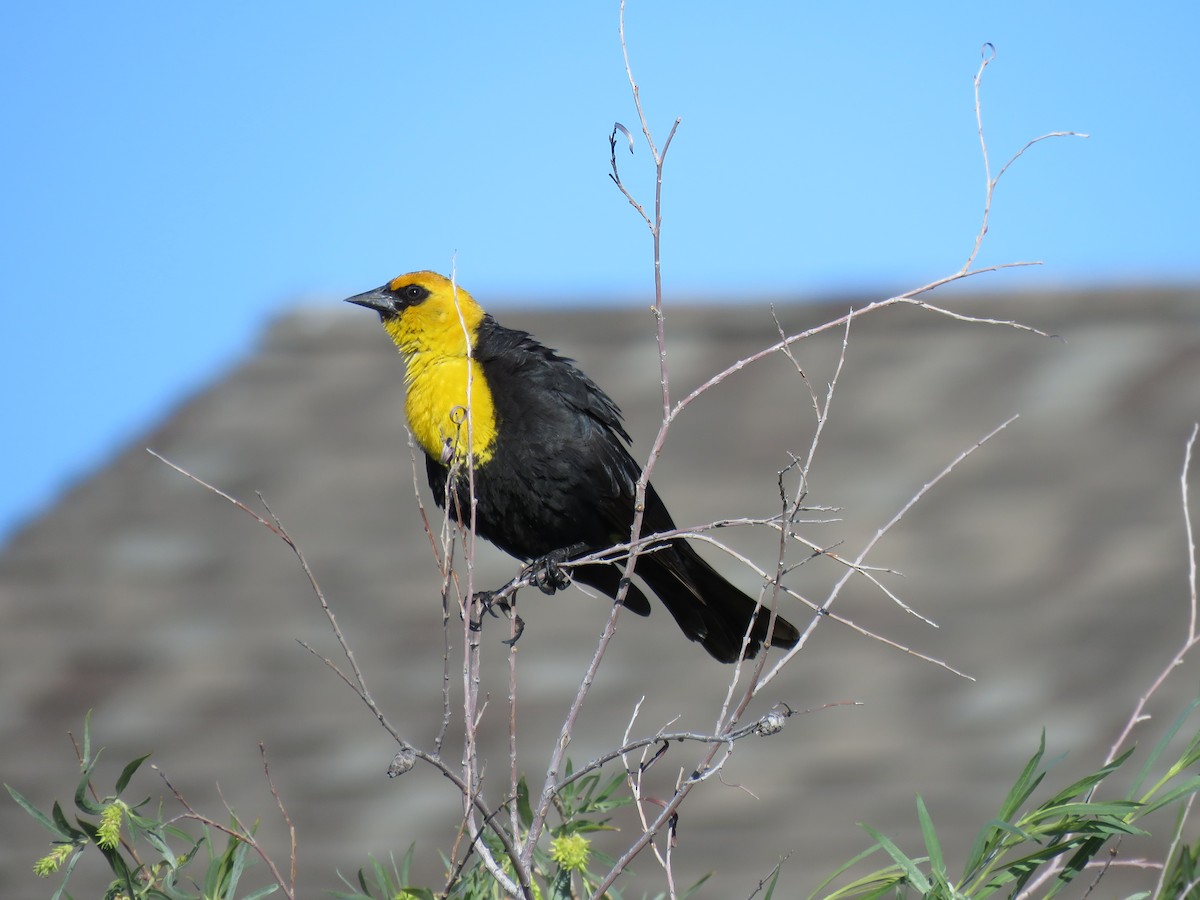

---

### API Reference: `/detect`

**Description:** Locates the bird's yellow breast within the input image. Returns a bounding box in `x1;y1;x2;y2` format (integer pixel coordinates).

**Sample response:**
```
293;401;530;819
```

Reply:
372;272;499;467
402;350;498;467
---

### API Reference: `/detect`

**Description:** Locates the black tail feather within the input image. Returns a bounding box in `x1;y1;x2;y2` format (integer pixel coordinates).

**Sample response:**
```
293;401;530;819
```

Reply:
572;563;653;616
636;539;800;663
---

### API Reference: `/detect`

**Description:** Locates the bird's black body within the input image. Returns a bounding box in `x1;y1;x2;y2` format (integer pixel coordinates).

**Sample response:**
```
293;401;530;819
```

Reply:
427;316;798;663
346;271;799;662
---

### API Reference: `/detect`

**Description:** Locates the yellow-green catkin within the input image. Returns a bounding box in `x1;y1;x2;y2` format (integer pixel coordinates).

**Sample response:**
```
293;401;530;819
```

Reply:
33;843;74;877
97;800;128;849
549;833;590;871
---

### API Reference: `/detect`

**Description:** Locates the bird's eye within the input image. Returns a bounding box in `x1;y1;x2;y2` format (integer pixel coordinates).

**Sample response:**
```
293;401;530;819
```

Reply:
384;281;431;306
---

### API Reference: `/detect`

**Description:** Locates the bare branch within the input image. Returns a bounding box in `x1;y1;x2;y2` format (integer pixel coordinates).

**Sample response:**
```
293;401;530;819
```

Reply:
149;451;532;896
1104;423;1200;762
259;742;297;895
961;43;1088;274
755;416;1017;693
154;764;295;900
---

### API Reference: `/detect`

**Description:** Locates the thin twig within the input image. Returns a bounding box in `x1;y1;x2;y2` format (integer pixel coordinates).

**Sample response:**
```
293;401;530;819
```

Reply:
756;416;1017;693
746;852;793;900
525;0;684;874
154;765;295;900
1156;793;1198;900
1105;423;1200;762
149;451;529;896
558;701;857;795
522;595;626;869
259;742;297;896
961;43;1088;275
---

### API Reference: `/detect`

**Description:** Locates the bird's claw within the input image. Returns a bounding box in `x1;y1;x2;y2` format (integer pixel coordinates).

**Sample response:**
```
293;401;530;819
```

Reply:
528;558;571;595
500;614;526;647
469;591;525;647
475;590;512;619
469;544;585;643
524;544;586;595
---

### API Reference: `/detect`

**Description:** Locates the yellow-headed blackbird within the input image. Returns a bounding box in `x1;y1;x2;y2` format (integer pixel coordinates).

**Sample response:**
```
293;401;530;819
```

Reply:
345;271;799;662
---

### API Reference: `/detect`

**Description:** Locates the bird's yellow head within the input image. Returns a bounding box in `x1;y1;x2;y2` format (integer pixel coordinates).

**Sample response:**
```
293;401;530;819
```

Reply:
344;271;487;358
344;271;499;466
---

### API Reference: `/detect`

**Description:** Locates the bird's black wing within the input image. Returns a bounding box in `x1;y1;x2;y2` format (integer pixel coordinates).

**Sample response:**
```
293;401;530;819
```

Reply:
469;318;799;657
470;317;651;549
450;318;652;614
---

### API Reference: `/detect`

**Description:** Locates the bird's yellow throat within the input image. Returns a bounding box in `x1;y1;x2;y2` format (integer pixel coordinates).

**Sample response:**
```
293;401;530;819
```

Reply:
379;282;499;467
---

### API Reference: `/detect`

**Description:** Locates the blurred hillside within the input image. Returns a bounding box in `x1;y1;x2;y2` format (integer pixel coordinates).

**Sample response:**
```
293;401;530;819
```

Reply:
2;284;1198;896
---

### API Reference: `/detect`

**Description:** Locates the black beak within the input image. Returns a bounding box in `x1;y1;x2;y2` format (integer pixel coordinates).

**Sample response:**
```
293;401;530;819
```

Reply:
344;286;399;318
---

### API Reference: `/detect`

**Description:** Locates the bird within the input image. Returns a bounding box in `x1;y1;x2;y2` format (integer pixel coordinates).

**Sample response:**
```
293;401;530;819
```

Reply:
344;271;800;662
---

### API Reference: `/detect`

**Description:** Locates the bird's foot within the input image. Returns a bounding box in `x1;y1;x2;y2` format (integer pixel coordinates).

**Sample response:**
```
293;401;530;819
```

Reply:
467;543;586;643
524;543;587;595
501;614;526;647
474;589;512;621
469;591;526;647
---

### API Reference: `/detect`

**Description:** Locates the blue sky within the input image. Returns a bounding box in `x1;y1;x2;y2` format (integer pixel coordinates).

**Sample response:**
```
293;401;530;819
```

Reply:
2;2;1197;544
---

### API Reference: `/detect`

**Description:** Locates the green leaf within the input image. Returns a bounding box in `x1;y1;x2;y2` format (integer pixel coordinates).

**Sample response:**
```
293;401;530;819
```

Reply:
1129;696;1200;798
367;852;390;892
140;828;177;866
73;755;105;816
816;863;910;900
77;816;137;897
205;830;238;897
916;795;946;882
517;776;534;829
985;833;1110;895
6;785;75;839
961;815;1050;897
996;731;1049;822
241;887;280;899
397;844;418;882
51;801;88;841
355;862;372;894
590;771;628;806
561;763;576;801
961;836;994;886
1023;799;1141;822
962;816;1026;880
859;824;931;894
568;821;619;835
743;862;779;900
224;832;253;895
114;753;152;794
1137;776;1200;817
81;709;93;767
548;866;572;900
808;841;890;899
1038;747;1135;809
1041;834;1107;897
1159;831;1200;898
48;844;86;900
679;871;713;899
